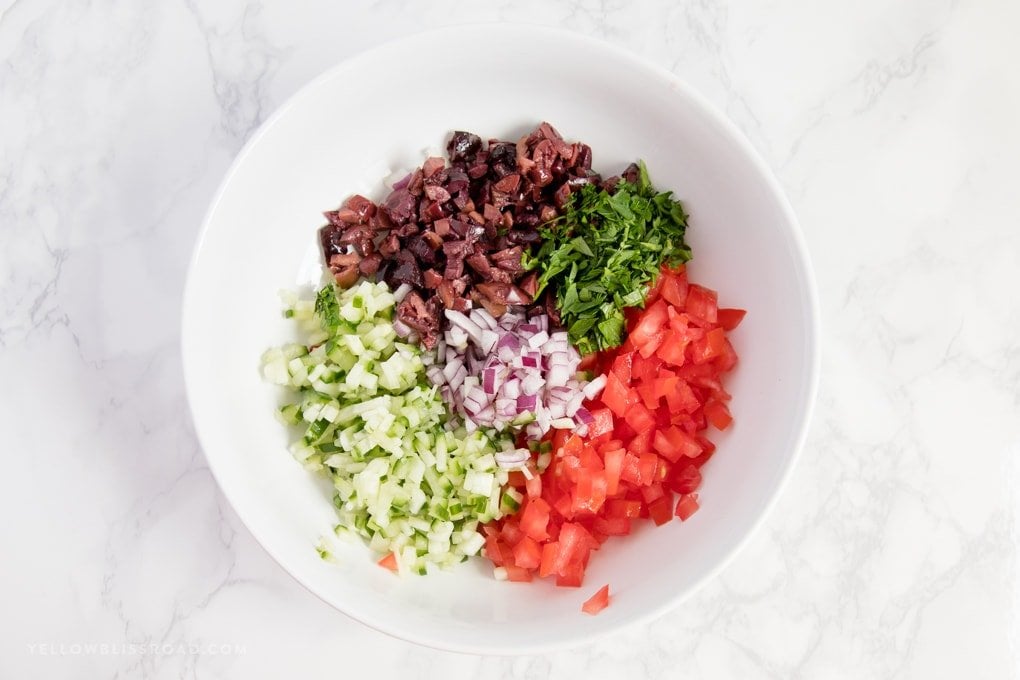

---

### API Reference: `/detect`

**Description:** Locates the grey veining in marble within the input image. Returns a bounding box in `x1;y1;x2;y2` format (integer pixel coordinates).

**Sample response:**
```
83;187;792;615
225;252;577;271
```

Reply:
1;0;1017;678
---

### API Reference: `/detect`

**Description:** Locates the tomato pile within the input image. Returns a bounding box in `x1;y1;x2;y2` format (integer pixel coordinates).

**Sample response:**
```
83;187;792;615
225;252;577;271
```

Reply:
482;266;744;587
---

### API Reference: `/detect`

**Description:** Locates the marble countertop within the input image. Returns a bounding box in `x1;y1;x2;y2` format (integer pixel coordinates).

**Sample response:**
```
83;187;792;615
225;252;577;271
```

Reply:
1;1;1017;678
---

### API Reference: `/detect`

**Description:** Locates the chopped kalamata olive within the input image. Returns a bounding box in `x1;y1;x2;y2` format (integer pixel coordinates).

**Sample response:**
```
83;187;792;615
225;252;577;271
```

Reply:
447;131;482;163
622;162;641;185
359;254;381;276
317;122;624;341
382;188;417;224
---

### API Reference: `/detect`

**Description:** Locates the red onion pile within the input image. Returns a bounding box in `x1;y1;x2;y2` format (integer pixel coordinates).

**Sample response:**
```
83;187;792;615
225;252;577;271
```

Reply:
424;307;606;439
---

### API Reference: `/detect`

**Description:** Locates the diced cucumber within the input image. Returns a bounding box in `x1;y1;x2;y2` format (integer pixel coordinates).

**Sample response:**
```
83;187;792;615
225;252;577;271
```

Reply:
263;279;516;573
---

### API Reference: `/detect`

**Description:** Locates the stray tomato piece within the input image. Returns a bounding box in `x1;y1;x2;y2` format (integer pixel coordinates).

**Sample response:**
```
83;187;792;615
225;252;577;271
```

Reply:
377;552;398;572
675;493;700;521
717;308;746;331
581;584;611;615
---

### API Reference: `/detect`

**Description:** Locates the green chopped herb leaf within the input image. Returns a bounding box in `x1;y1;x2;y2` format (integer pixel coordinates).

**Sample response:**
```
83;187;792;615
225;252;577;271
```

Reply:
314;283;342;331
530;161;692;354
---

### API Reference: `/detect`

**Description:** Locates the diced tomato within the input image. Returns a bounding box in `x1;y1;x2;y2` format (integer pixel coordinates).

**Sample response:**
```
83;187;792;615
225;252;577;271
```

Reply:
500;519;523;545
629;299;669;348
612;353;633;384
562;434;584;458
619;452;642;486
556;523;592;572
506;470;527;488
647;494;674;526
628;429;653;455
661;426;702;461
602;447;625;495
665;379;700;414
637;453;659;486
480;265;738;591
686;285;718;324
593;516;631;536
704;400;733;430
624;402;655;433
691;327;729;365
631;354;663;384
551;428;571;454
675;493;700;521
513;536;542;569
640;482;665;504
505;564;534;582
377;552;398;572
581;584;611;615
485;536;514;566
637;329;666;358
602;372;635;417
520;498;551;541
717;308;746;331
668;464;702;494
539;541;559;578
556;560;585;587
525;473;542;499
657;332;687;367
588;408;614;439
572;469;608;515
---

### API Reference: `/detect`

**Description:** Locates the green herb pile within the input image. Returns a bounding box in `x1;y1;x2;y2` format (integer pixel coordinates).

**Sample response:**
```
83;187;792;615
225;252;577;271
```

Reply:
527;162;693;355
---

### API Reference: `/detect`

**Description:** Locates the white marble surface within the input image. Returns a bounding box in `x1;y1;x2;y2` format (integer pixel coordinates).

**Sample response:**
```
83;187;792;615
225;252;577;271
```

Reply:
1;0;1017;677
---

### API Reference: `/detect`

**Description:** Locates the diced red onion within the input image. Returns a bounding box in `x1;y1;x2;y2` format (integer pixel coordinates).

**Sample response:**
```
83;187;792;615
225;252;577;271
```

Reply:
426;307;595;437
583;374;607;400
495;448;531;469
393;319;413;338
527;330;549;349
393;283;413;302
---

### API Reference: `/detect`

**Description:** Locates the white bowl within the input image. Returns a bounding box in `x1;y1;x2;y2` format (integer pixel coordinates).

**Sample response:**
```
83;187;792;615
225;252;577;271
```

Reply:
182;25;819;654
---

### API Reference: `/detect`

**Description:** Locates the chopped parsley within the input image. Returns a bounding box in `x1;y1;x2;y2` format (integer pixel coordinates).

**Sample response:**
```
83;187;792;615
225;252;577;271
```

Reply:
527;161;692;354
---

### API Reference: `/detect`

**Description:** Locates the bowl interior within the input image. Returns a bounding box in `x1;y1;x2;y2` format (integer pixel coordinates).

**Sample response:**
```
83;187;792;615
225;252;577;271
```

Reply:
182;25;817;654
